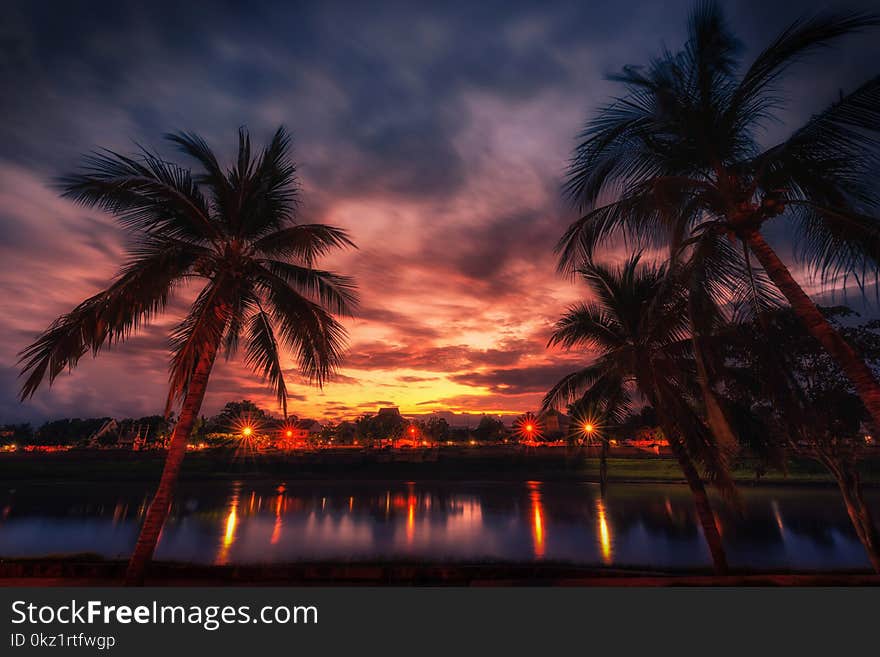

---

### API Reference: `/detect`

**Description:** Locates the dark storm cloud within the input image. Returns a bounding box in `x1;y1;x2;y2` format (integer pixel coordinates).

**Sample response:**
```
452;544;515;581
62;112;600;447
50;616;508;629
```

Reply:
398;375;439;383
0;0;586;195
451;363;586;395
354;307;443;340
344;339;535;371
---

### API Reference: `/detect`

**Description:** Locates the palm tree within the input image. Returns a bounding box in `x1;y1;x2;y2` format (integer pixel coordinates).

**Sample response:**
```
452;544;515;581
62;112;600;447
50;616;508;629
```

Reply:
722;306;880;572
18;127;357;585
543;254;734;573
558;2;880;430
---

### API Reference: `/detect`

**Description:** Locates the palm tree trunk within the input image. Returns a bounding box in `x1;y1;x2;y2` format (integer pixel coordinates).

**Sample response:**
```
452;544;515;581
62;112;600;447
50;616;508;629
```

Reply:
819;456;880;573
124;343;218;586
838;475;880;574
747;230;880;432
649;381;729;574
666;432;729;574
688;301;738;460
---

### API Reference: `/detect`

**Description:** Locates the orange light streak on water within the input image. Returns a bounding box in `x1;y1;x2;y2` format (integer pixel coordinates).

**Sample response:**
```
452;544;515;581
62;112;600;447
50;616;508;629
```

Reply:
527;481;545;558
596;498;612;565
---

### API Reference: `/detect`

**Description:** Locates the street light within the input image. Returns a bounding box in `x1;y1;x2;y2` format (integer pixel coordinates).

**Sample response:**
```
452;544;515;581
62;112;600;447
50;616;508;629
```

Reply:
242;426;253;437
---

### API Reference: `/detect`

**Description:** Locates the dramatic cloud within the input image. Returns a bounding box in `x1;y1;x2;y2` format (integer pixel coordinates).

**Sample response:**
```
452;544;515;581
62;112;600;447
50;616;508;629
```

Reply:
450;363;588;396
1;0;877;423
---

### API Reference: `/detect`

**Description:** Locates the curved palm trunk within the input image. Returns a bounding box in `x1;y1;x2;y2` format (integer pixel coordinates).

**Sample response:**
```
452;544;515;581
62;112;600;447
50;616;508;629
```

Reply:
124;343;218;586
838;479;880;574
599;438;609;496
665;432;729;574
647;378;729;573
688;303;738;461
650;378;729;574
818;456;880;573
747;231;880;432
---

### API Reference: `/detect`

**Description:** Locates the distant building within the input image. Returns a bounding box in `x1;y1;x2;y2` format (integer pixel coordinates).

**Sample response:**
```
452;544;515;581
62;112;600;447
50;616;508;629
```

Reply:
377;407;402;417
297;419;324;435
335;421;358;444
539;409;571;436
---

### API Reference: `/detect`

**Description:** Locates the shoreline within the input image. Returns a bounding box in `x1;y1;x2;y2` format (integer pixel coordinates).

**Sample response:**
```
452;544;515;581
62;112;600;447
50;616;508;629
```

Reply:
4;475;873;489
1;449;878;487
1;559;878;587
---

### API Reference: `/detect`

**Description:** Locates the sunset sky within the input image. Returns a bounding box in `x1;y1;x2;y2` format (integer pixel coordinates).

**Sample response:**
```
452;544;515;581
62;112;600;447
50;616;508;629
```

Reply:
2;0;878;424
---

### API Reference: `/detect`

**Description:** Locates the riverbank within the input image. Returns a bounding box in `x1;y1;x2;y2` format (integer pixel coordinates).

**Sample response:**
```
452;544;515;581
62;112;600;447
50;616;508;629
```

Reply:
1;558;878;586
1;448;878;485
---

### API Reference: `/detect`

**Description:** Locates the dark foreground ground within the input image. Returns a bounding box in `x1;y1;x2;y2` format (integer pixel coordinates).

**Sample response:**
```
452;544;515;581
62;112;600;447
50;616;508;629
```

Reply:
2;447;879;485
1;559;878;587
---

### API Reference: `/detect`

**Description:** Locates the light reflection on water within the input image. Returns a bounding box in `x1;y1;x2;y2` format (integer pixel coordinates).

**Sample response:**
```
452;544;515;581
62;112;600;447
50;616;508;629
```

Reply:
215;483;240;565
0;481;876;571
596;498;612;565
527;481;544;559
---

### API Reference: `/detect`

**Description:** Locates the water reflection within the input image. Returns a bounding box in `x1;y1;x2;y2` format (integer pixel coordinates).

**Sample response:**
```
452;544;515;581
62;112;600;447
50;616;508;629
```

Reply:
0;482;876;571
772;500;786;536
270;485;285;546
527;481;545;558
406;483;416;545
216;483;240;565
596;498;612;565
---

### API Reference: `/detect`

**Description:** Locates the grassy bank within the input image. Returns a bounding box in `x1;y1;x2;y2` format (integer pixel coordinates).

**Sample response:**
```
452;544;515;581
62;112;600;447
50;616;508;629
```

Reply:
1;448;878;485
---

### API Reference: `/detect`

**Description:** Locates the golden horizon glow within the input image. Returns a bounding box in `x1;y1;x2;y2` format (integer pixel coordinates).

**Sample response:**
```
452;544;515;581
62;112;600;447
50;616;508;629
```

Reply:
231;361;554;422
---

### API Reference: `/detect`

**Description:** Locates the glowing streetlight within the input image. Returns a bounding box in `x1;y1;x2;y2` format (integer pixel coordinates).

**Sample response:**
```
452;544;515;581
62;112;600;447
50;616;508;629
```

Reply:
242;426;253;437
286;429;294;438
515;413;542;443
583;423;594;435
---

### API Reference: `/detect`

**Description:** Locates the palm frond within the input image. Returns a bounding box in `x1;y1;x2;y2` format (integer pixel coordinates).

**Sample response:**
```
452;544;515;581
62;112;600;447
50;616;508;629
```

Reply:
548;303;623;352
556;178;709;273
251;224;356;264
18;239;203;399
222;285;259;359
787;200;880;285
542;362;610;411
234;126;299;239
244;307;289;417
165;130;233;220
166;277;235;412
732;11;880;125
257;260;358;317
257;272;348;386
57;147;218;242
